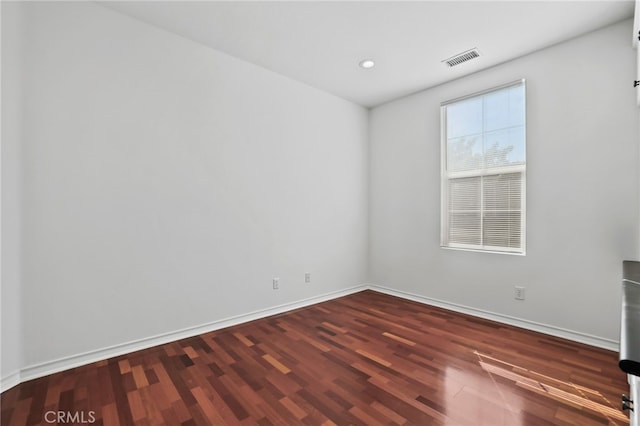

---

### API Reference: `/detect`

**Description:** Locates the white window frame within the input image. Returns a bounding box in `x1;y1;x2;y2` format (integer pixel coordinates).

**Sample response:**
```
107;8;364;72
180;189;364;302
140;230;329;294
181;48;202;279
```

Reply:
440;79;526;255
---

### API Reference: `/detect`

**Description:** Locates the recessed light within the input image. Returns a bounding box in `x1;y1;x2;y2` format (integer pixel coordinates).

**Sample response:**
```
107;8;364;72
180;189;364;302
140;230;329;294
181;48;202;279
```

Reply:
359;59;375;69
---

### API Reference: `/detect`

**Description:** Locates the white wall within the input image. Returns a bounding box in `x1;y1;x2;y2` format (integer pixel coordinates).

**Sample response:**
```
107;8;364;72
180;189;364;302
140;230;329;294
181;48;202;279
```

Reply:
3;1;638;391
13;1;367;371
369;19;639;346
1;1;24;389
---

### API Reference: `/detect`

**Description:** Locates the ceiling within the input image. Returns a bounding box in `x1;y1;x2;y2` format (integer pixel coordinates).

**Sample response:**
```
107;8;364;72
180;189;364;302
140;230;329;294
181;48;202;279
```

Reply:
101;1;635;108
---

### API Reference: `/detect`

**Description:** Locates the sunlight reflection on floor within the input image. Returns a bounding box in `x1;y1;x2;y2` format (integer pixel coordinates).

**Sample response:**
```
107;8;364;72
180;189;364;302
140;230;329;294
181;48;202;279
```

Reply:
475;351;627;424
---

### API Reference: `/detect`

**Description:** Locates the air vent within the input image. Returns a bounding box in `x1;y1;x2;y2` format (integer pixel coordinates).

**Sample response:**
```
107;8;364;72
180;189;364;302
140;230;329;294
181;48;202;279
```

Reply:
442;48;480;67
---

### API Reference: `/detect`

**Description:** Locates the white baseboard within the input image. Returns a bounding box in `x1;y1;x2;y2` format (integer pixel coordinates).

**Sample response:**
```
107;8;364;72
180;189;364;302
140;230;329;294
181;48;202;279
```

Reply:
2;283;619;393
0;371;20;393
368;284;619;352
1;285;367;393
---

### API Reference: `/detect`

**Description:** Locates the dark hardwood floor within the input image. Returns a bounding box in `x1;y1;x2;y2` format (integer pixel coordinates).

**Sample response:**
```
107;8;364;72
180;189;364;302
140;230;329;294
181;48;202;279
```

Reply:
1;290;629;425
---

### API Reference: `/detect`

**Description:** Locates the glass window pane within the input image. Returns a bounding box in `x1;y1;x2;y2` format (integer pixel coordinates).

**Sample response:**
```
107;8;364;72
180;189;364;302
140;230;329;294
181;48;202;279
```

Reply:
483;126;525;168
449;212;482;245
483;211;521;248
447;135;482;171
447;97;482;138
449;177;481;211
508;85;525;127
483;89;509;132
483;173;522;211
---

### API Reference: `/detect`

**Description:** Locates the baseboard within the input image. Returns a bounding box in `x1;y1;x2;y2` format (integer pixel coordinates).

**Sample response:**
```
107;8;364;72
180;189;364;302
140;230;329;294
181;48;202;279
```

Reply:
368;284;619;352
2;284;367;393
3;282;619;393
0;371;20;393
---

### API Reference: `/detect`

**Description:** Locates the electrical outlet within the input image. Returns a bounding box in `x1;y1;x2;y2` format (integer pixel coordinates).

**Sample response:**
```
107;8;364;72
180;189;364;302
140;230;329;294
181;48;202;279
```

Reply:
273;278;279;290
305;272;311;283
514;286;525;300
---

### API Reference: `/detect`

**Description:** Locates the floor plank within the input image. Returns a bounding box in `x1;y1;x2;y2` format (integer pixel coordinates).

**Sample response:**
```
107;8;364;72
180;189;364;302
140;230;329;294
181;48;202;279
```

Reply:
1;290;629;425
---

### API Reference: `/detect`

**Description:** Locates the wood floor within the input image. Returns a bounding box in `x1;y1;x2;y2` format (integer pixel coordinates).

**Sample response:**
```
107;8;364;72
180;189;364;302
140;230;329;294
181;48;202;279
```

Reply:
1;290;629;425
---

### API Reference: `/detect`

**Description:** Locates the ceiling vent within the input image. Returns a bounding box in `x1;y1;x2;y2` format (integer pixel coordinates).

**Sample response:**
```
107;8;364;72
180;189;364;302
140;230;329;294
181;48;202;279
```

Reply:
442;48;480;67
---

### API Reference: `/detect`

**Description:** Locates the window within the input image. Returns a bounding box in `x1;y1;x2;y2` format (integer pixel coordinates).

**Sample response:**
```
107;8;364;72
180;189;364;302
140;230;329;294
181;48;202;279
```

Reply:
441;80;526;254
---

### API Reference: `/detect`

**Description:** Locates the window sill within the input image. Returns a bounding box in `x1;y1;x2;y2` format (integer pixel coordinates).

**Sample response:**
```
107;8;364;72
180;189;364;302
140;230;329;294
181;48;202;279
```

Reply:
440;246;526;256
